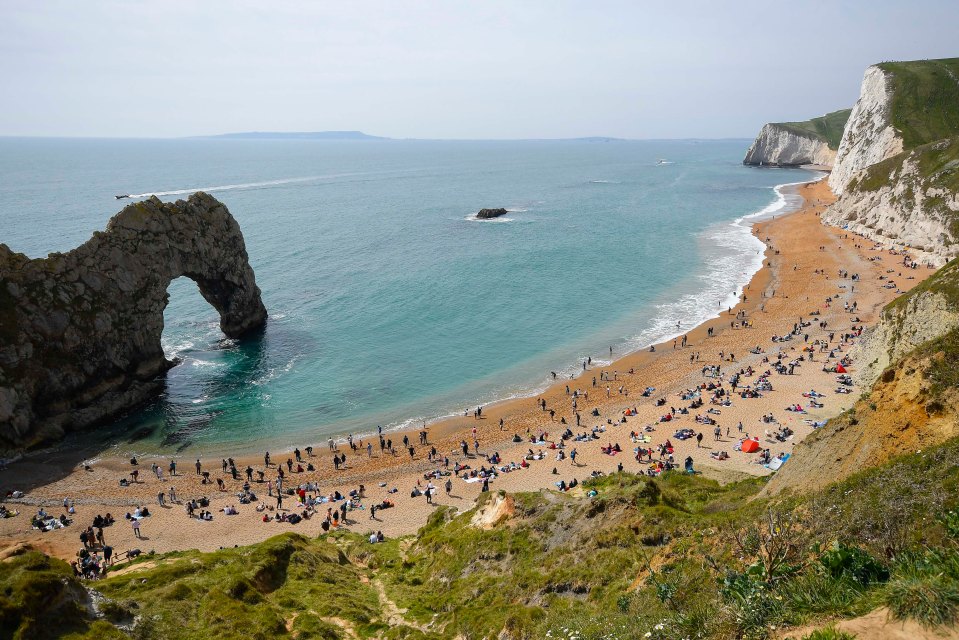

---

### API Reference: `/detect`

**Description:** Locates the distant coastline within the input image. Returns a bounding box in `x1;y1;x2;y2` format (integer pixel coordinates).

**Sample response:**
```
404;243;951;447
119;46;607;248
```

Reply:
198;130;388;141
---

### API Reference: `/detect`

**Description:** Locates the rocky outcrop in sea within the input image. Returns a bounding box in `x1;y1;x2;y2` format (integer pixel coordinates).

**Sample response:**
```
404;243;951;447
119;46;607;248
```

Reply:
0;193;267;451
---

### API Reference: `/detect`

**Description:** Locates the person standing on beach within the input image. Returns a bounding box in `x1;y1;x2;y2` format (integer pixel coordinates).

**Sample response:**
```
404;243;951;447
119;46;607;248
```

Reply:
195;459;202;475
157;491;165;507
264;452;271;467
445;478;452;495
131;518;141;539
367;442;373;458
370;504;377;520
696;432;703;448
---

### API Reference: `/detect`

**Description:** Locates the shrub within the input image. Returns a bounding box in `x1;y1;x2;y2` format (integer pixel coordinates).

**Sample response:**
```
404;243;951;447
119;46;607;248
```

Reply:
885;550;959;627
819;542;889;585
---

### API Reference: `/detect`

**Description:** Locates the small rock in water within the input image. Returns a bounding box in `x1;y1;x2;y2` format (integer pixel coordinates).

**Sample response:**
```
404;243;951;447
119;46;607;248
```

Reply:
475;208;508;219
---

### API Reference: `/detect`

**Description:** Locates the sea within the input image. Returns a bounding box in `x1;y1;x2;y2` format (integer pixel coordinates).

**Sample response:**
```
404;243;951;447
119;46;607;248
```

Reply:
0;138;817;455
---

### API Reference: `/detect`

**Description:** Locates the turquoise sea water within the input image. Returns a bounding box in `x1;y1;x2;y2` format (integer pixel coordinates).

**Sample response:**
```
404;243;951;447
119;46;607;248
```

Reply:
0;138;815;454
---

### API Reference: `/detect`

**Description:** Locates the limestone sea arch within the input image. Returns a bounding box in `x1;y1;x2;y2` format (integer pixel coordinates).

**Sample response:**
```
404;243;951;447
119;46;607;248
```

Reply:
0;193;267;451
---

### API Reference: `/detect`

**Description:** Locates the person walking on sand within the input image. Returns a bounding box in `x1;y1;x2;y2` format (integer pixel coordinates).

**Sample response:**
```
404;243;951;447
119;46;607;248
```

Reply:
445;478;452;495
157;491;165;507
370;504;377;520
570;448;578;465
696;432;703;448
131;518;141;539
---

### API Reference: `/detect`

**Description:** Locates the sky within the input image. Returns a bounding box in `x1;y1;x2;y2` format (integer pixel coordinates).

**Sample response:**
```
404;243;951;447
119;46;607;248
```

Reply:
1;1;957;139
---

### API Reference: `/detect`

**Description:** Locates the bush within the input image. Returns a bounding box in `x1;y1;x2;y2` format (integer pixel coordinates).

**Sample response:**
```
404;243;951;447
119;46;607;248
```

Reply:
885;550;959;627
777;572;867;619
819;542;889;585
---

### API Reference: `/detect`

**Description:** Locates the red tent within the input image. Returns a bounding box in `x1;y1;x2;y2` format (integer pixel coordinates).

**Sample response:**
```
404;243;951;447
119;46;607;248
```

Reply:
836;364;847;373
741;439;760;453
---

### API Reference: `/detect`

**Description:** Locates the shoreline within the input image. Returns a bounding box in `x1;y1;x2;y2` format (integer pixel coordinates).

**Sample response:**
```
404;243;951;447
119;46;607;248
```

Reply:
0;177;936;562
42;171;824;461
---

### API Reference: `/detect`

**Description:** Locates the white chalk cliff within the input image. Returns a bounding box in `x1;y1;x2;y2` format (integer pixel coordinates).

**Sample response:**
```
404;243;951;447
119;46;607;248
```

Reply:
829;66;904;195
743;124;836;167
822;140;959;267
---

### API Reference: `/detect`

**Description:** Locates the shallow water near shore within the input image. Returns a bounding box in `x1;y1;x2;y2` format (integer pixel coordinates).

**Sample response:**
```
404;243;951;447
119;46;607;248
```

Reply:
0;138;814;454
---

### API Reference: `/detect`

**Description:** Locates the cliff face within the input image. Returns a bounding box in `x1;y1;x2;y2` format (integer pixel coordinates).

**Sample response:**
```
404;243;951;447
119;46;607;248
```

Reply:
743;124;836;167
743;109;850;167
821;58;959;263
0;193;267;451
822;137;959;266
829;66;904;194
853;259;959;389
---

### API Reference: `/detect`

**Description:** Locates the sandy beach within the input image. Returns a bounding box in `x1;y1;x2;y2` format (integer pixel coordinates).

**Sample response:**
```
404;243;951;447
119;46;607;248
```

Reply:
0;179;936;562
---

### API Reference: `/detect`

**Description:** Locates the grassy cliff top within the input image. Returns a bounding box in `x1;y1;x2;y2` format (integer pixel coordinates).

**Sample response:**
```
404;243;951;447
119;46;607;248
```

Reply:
775;109;852;150
878;57;959;149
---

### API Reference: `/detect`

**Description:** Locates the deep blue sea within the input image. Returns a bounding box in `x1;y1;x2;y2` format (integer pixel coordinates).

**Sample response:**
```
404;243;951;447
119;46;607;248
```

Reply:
0;138;815;454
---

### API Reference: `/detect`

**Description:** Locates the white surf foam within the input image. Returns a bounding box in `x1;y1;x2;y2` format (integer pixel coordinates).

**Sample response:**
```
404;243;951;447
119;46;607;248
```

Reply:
464;215;515;223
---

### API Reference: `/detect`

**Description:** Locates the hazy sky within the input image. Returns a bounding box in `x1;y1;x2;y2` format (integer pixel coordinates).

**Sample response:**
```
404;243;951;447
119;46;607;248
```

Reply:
2;1;956;139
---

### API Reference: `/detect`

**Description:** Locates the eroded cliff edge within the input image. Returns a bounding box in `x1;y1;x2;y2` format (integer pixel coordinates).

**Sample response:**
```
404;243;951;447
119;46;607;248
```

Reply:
822;58;959;265
743;109;850;167
0;193;267;450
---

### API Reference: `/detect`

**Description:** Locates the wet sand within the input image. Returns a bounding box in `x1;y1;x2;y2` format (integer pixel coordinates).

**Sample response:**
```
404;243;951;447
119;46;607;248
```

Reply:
0;179;935;562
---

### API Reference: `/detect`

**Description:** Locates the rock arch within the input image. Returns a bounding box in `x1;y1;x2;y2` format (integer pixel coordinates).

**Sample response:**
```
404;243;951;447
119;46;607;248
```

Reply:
0;193;268;450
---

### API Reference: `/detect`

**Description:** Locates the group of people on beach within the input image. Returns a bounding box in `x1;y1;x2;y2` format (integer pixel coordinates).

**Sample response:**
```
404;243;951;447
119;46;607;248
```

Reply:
21;220;918;580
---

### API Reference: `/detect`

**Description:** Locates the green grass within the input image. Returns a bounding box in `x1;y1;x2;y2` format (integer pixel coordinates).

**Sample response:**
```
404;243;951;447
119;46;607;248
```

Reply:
0;551;126;640
878;58;959;149
94;532;390;640
776;109;852;150
885;550;959;627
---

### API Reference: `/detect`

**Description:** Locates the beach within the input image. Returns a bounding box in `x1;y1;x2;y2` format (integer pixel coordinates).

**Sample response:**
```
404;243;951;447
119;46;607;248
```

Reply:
0;179;935;562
